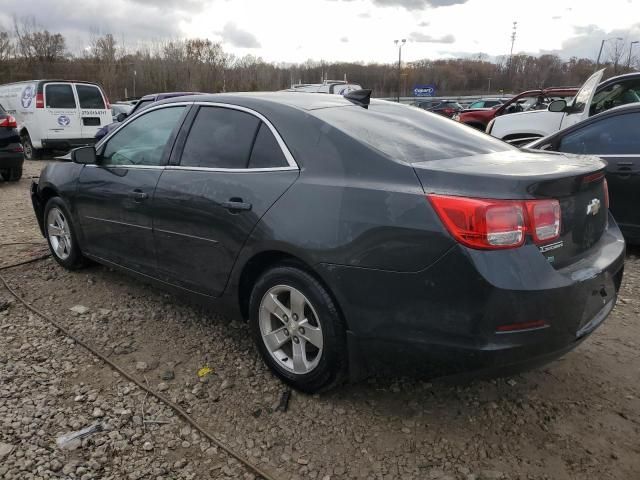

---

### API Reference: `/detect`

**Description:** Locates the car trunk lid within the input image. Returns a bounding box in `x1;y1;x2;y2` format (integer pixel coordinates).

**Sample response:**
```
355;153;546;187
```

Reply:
412;150;609;267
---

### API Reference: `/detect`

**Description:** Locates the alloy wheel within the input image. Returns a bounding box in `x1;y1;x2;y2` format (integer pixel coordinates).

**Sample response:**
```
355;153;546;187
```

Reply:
47;207;72;260
258;285;324;374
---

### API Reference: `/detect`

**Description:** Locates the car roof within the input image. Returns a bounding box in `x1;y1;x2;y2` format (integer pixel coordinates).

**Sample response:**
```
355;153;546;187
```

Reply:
154;91;363;111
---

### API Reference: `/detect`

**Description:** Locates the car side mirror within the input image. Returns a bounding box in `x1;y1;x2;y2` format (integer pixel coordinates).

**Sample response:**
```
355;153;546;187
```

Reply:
71;146;97;165
116;112;128;122
548;99;567;113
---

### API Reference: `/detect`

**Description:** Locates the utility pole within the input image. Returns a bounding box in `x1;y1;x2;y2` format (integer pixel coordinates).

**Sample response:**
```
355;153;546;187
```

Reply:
628;41;639;69
487;77;492;94
394;39;406;102
596;37;624;70
509;22;517;65
133;69;137;98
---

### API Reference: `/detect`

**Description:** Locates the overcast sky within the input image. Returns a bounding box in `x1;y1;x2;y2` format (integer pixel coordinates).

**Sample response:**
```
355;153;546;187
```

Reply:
1;0;639;64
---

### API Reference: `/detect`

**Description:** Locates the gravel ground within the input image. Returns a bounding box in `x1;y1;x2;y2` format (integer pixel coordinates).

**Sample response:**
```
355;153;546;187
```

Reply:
0;159;639;480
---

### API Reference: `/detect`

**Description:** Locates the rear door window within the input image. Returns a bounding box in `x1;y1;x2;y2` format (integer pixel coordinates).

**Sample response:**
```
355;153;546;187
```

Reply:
45;84;76;109
76;85;106;109
248;123;289;169
180;107;260;169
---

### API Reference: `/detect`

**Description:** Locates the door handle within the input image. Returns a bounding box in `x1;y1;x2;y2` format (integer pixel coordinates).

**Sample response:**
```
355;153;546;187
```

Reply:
220;198;252;212
129;189;149;201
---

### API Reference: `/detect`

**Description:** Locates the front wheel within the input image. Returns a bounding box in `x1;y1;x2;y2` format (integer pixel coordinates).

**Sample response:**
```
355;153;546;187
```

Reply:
249;265;347;393
21;134;42;160
44;197;87;270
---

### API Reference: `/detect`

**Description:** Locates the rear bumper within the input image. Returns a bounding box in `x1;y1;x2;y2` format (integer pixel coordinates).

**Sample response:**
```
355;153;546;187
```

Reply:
319;217;625;379
41;138;96;151
0;150;24;169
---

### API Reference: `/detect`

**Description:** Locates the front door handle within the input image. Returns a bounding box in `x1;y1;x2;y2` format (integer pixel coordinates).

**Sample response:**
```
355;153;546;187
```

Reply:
220;198;252;212
129;189;149;201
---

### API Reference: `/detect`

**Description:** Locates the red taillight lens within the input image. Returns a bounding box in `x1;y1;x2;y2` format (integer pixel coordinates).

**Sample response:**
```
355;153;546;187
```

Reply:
13;145;23;153
526;200;561;243
428;195;525;249
428;195;561;250
603;178;610;209
36;93;44;108
0;115;17;128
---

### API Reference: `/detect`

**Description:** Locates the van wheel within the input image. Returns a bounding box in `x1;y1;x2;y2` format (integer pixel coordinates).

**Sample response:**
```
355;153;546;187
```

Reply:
249;265;347;393
0;167;22;181
21;133;42;160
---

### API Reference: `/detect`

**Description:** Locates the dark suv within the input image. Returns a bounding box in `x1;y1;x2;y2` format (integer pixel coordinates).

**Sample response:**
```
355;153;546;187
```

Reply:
0;104;24;182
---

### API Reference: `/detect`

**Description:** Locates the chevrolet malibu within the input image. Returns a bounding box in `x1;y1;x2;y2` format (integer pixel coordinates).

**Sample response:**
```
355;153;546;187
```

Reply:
31;92;625;392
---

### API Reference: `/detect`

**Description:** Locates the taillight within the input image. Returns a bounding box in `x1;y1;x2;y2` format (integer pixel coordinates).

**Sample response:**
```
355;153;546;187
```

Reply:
428;195;525;249
526;200;561;243
428;195;561;250
13;145;23;153
36;93;44;108
603;178;610;209
104;93;111;110
0;115;17;128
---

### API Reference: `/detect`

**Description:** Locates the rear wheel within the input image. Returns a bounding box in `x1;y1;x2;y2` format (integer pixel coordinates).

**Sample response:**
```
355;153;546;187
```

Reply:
21;133;42;160
249;265;347;393
44;197;87;270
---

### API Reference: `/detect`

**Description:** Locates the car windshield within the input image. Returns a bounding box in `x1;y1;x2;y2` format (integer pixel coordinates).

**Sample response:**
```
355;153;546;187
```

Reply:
314;102;513;163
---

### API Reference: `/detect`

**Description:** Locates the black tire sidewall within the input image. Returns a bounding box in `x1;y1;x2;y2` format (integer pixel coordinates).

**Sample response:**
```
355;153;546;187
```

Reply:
249;266;346;393
22;134;40;160
44;197;85;270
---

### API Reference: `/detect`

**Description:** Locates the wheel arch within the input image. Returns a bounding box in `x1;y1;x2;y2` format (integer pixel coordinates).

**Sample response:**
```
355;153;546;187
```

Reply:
236;250;348;329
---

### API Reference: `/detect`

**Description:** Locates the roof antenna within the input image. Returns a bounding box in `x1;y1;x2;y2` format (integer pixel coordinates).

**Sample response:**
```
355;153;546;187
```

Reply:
344;89;372;109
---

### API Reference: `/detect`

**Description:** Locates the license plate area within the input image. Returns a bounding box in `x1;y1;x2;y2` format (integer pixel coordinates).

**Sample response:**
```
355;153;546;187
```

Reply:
82;117;100;126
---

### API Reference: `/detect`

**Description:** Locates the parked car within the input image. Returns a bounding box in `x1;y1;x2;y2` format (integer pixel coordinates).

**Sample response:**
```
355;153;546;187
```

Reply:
31;92;624;392
412;99;463;118
465;98;505;109
0;103;23;182
489;71;640;146
111;103;133;122
454;88;578;130
282;80;362;95
526;103;640;244
0;80;111;159
95;92;202;140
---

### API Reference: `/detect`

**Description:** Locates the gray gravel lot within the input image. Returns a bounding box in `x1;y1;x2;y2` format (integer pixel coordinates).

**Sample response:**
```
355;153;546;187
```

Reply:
1;159;639;480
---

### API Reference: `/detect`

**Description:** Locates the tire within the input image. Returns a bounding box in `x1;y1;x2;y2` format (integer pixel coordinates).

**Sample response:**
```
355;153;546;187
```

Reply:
44;197;87;270
3;166;23;182
249;265;347;393
21;133;42;160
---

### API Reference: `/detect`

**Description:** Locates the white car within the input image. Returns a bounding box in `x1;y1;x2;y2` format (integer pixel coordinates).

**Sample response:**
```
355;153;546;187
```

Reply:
488;70;640;146
282;80;362;95
0;80;111;159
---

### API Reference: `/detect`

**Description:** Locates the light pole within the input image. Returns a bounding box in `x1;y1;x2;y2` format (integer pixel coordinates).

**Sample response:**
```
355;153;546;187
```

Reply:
628;41;639;69
596;37;624;70
133;69;137;98
394;39;406;102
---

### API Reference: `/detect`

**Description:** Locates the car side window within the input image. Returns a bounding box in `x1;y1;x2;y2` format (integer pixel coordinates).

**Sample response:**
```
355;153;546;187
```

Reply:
559;112;640;155
590;81;640;116
45;84;76;109
101;106;185;166
248;123;289;169
180;107;260;169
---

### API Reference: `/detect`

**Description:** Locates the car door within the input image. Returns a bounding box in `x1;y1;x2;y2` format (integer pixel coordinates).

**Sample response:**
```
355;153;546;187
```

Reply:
555;110;640;238
43;83;82;142
152;104;299;297
75;83;111;138
75;104;189;275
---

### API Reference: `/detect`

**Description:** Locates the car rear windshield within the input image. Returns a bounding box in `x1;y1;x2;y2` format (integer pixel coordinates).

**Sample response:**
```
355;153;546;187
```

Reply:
313;102;512;163
76;85;106;109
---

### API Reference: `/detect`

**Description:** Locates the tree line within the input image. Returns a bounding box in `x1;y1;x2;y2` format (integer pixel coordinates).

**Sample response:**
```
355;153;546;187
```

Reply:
0;17;637;101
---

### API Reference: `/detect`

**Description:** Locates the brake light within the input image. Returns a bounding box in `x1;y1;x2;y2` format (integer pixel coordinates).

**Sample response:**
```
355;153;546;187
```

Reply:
526;200;561;243
13;145;23;153
603;178;610;209
428;195;561;250
0;115;17;128
104;93;111;110
36;93;44;108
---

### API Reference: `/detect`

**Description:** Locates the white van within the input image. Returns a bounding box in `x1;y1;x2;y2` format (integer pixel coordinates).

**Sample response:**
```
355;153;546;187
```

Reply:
0;80;111;159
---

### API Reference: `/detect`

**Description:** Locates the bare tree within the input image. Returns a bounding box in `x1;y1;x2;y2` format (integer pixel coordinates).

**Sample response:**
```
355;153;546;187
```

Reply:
14;16;66;63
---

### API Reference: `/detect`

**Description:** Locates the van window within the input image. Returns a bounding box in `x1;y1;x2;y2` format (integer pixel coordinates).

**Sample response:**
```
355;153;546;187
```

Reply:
76;85;106;109
45;84;76;109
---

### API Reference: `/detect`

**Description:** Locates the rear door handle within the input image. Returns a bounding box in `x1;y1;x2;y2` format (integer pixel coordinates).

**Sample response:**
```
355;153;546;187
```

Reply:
220;198;252;211
129;189;149;201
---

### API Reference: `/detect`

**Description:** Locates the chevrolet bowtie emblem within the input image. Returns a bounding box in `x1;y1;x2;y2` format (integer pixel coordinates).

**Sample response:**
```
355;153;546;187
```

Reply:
586;198;601;216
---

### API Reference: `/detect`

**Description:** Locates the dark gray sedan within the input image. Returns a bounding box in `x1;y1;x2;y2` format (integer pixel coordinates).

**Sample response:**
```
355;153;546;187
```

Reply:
31;92;624;392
